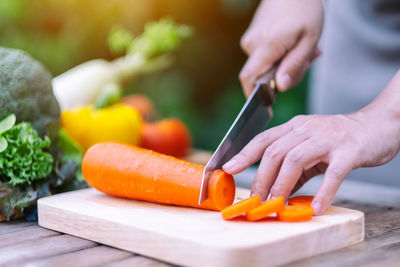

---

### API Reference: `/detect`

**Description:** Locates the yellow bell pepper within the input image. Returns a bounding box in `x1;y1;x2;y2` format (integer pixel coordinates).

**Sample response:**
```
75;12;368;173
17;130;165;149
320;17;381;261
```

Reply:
61;104;142;151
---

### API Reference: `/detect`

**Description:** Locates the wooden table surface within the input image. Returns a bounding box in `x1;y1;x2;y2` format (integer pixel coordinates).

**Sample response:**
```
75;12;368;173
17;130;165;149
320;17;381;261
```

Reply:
1;198;399;267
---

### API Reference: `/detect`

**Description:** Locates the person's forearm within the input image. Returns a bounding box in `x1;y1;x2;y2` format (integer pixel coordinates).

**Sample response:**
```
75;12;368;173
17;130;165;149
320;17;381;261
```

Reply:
368;70;400;120
356;70;400;154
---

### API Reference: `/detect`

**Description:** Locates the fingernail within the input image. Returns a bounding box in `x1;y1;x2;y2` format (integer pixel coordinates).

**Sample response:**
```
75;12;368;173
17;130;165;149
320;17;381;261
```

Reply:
222;159;236;171
278;73;292;91
311;202;321;215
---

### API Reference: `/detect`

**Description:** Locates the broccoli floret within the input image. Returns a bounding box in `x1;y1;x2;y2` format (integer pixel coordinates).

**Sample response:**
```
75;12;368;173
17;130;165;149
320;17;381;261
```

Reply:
0;47;60;137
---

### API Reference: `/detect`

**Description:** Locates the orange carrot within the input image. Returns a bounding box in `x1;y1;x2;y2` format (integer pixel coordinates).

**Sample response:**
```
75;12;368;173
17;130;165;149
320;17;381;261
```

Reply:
221;195;260;220
246;197;285;221
277;206;314;222
288;196;314;206
82;142;235;211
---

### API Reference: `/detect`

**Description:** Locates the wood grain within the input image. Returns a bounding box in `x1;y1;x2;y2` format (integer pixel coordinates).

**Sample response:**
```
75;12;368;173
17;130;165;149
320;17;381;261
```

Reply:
284;204;400;267
0;226;58;247
0;234;96;266
285;229;400;267
38;188;364;267
0;220;36;235
105;256;171;267
28;246;133;267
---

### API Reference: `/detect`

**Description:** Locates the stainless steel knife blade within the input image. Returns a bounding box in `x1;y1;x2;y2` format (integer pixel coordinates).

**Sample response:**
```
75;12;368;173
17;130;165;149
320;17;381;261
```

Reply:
198;67;277;204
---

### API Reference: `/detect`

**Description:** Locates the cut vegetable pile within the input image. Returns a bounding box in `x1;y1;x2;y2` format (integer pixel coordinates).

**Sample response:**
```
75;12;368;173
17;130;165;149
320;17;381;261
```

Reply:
221;195;261;220
221;195;314;222
246;197;285;221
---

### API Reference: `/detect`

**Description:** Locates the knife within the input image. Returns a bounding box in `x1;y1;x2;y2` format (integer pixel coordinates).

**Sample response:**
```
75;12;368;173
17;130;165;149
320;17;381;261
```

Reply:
198;67;277;204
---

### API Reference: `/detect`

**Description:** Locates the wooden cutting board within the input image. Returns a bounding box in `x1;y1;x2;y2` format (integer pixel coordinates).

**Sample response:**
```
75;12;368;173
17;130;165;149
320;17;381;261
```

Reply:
38;188;364;267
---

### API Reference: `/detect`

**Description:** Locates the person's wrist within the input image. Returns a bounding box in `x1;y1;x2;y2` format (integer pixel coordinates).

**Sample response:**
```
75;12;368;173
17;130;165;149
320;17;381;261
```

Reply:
356;100;400;154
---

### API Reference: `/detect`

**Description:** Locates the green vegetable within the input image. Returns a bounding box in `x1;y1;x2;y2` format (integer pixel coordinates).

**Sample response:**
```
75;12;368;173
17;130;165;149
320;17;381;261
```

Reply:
0;47;60;137
94;82;122;109
108;18;193;59
129;18;193;58
57;129;84;181
58;129;83;164
0;114;17;153
0;113;16;133
0;47;87;222
0;115;53;186
108;25;135;55
0;121;87;221
0;138;7;153
54;18;193;110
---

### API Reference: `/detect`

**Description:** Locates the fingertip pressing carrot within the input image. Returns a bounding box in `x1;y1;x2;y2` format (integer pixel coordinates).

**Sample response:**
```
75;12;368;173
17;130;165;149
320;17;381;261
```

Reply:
288;196;314;206
246;196;285;221
221;195;261;220
82;142;235;211
277;206;314;222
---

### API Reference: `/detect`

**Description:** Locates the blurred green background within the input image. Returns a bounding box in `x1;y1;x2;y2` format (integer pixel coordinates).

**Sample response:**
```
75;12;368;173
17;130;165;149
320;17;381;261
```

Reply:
0;0;308;151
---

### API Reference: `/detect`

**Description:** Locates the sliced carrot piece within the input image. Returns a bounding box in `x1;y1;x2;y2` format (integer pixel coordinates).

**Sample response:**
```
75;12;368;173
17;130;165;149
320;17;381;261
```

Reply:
277;206;314;222
246;196;285;221
221;195;260;220
288;195;314;206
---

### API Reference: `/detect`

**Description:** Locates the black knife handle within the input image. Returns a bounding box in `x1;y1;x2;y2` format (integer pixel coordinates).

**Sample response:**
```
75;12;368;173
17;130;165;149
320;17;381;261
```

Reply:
255;67;277;106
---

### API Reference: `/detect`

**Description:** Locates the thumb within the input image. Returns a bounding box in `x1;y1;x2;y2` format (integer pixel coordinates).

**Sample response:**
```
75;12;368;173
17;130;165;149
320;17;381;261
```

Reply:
276;39;318;92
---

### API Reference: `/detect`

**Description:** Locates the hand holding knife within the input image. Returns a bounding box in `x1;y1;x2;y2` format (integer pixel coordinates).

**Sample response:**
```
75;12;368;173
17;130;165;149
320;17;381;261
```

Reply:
198;67;277;204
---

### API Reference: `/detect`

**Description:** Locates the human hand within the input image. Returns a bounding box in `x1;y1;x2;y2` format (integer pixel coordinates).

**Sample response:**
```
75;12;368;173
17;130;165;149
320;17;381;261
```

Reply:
240;0;324;96
223;71;400;215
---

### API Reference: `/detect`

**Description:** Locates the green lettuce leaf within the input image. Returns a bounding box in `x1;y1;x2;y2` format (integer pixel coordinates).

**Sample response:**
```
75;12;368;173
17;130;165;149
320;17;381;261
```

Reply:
0;114;16;133
0;121;53;186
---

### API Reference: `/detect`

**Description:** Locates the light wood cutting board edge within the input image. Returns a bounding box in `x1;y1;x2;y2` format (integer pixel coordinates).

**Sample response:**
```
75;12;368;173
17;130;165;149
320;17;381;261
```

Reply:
38;188;364;267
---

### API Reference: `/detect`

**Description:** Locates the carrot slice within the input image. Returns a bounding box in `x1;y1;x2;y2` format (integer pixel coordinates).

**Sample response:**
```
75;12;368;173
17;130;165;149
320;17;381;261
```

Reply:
277;206;314;222
82;142;235;211
221;195;261;220
288;196;314;206
246;197;285;221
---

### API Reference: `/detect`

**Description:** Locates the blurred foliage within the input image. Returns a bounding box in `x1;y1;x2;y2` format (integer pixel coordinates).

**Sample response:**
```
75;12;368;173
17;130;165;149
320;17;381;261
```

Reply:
108;18;193;58
107;25;135;55
0;0;308;151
